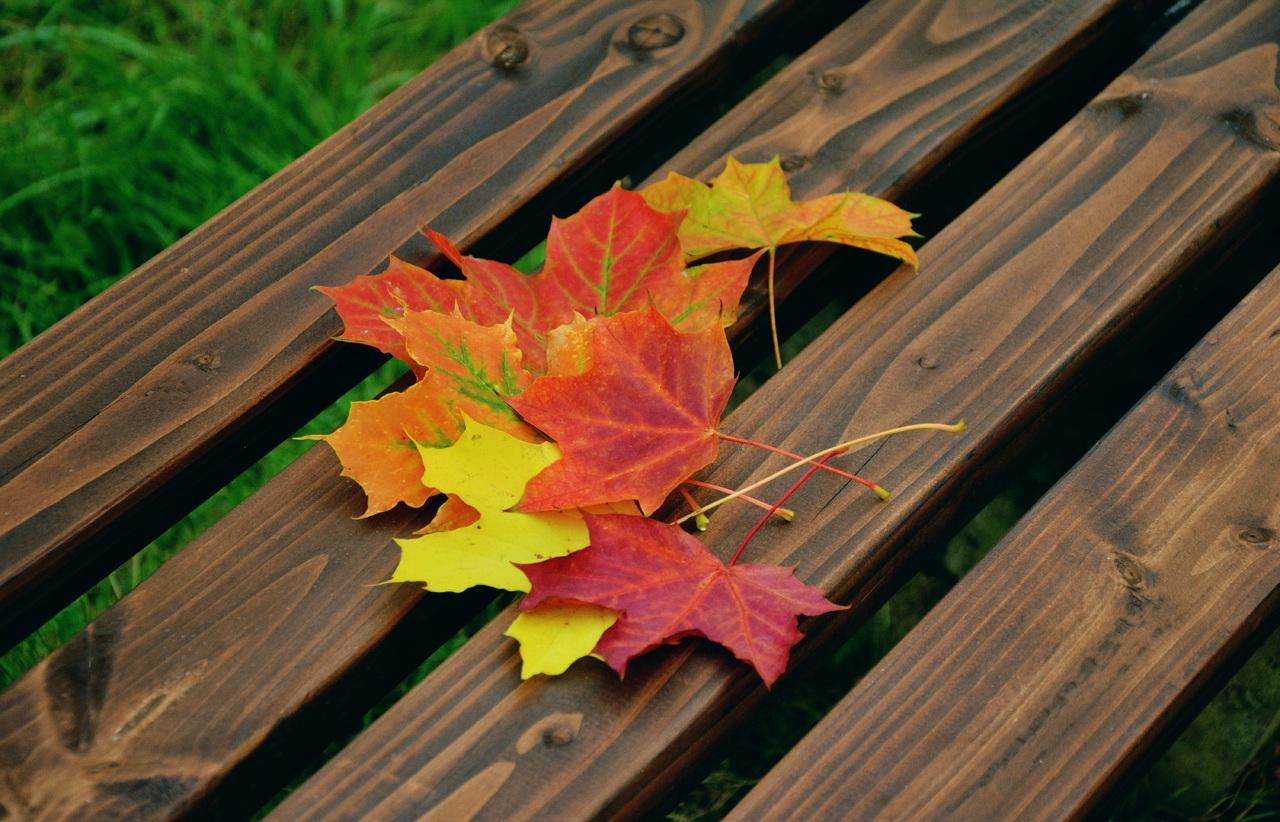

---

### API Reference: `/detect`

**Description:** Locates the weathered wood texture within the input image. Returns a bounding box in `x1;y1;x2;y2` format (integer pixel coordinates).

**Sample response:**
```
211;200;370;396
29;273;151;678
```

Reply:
669;0;1156;339
268;2;1280;818
732;265;1280;821
0;1;1162;819
0;0;837;653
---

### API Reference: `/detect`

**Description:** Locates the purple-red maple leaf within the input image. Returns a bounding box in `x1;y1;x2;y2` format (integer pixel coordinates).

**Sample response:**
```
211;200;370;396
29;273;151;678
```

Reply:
519;514;844;687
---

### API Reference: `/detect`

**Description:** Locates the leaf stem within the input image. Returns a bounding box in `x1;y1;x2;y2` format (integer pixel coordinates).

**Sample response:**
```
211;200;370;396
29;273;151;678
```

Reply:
715;431;888;498
767;246;782;369
729;453;835;566
676;421;966;525
684;480;794;521
677;486;709;531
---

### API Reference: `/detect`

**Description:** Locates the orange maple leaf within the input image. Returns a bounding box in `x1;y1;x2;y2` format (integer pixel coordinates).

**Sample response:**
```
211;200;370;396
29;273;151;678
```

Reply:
300;376;461;517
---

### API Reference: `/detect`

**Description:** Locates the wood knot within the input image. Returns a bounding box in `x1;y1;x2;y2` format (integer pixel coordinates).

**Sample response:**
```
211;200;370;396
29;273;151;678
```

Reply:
816;71;844;93
1111;553;1145;589
515;711;584;754
484;27;529;70
1221;107;1280;152
543;721;577;747
915;355;938;370
779;154;808;172
44;615;120;752
1238;526;1273;547
628;13;685;50
1164;369;1204;410
1098;90;1151;119
188;351;221;374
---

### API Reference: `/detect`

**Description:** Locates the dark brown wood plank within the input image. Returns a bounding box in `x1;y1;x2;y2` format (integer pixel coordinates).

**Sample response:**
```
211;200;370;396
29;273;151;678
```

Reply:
0;0;838;652
0;1;1162;819
730;265;1280;821
264;2;1280;818
665;0;1153;342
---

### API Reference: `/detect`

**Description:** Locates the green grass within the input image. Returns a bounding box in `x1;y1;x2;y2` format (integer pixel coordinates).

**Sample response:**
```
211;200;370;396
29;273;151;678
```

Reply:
0;0;514;684
0;0;515;356
2;2;1279;819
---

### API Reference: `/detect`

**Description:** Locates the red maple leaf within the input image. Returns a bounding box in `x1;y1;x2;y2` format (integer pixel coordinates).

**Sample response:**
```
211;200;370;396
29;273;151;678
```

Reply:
315;256;466;376
421;228;556;373
507;307;734;514
426;186;697;372
321;186;754;376
519;514;844;687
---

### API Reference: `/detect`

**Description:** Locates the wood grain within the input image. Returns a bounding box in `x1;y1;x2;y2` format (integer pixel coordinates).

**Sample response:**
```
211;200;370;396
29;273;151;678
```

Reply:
265;2;1280;818
0;0;832;652
664;0;1155;341
0;0;1163;819
731;265;1280;821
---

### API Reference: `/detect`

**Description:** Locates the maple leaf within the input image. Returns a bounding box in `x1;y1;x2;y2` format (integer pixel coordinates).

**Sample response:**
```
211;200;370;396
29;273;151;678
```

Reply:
539;185;684;318
543;313;595;376
652;252;764;332
413;494;479;535
519;514;844;687
642;156;920;368
504;603;617;679
424;186;750;365
388;309;537;440
316;256;466;375
300;376;462;517
640;156;919;265
508;307;734;514
390;415;589;593
318;185;753;381
423;228;555;373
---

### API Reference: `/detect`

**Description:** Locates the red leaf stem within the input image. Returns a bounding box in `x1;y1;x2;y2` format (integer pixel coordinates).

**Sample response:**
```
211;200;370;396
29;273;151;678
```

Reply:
729;453;837;566
715;431;886;497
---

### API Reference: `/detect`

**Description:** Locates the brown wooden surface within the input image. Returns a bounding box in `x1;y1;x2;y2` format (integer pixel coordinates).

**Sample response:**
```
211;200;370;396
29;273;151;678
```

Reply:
266;2;1280;818
666;0;1154;341
0;0;840;653
732;264;1280;821
0;0;1163;819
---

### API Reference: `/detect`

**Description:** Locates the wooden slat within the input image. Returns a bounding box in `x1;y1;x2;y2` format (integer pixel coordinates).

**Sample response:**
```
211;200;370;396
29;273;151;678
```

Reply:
0;0;1160;819
731;264;1280;820
266;2;1280;818
0;0;839;652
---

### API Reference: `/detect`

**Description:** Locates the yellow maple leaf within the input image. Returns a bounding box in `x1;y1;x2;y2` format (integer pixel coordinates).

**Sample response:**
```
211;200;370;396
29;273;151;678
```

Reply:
505;603;617;679
390;415;589;593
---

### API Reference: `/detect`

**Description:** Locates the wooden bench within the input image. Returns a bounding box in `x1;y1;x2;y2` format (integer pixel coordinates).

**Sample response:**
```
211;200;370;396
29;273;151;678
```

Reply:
2;0;1278;818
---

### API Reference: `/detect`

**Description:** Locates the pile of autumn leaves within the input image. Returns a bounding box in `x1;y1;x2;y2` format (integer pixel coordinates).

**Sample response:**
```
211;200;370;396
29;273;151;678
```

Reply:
313;158;919;686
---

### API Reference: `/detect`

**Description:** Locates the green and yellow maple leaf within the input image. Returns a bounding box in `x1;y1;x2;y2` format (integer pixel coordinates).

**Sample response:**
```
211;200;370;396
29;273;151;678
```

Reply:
642;155;919;263
642;156;920;366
